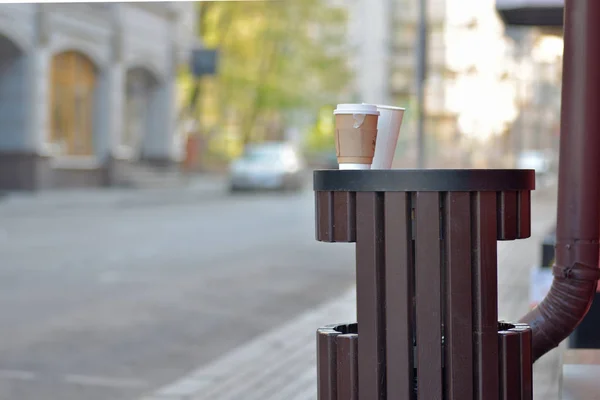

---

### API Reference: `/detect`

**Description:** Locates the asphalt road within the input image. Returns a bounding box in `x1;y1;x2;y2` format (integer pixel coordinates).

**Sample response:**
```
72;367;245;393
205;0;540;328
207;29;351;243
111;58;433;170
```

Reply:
0;187;356;400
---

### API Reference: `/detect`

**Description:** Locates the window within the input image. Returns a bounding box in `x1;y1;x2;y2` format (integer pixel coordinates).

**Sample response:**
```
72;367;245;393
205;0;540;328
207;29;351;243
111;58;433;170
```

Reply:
123;68;158;155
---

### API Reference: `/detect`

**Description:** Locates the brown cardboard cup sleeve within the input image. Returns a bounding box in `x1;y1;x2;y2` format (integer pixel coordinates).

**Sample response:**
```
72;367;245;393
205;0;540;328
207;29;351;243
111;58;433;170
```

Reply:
336;128;378;164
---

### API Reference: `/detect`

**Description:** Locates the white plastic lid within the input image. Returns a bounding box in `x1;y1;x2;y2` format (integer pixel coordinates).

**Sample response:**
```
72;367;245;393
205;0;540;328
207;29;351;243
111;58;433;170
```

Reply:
334;103;380;116
362;103;406;111
377;105;406;111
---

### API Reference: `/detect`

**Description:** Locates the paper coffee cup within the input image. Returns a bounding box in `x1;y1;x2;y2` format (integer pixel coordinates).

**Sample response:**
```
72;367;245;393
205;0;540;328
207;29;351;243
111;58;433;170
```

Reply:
365;104;405;169
334;104;379;169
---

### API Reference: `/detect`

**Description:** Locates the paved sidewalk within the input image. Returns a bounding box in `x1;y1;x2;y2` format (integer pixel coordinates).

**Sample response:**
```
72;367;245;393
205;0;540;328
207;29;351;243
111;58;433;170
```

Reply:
140;187;563;400
142;289;356;400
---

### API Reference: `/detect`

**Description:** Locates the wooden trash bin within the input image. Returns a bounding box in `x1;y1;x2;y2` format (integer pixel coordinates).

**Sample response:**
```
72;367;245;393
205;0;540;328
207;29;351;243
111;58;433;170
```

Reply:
314;169;535;400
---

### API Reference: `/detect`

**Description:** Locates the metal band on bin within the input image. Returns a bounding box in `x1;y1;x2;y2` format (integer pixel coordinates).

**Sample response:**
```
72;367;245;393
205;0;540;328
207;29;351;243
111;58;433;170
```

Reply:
314;169;535;192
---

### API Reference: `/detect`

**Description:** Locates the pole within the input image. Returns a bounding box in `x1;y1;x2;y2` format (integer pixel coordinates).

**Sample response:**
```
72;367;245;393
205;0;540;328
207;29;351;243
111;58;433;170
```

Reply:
416;0;427;169
515;44;525;164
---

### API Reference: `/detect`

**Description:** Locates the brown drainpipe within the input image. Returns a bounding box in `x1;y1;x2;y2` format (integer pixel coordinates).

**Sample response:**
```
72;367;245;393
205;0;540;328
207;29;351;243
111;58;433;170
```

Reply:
518;0;600;361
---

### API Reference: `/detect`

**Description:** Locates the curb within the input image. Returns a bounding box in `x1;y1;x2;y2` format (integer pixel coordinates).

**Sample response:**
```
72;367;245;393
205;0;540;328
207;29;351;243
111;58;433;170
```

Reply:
0;176;228;215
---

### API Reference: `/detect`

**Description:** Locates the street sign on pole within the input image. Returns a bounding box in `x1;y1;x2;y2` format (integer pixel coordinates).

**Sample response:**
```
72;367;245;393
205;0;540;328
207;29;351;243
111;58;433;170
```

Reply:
496;0;563;26
190;49;219;78
496;0;562;6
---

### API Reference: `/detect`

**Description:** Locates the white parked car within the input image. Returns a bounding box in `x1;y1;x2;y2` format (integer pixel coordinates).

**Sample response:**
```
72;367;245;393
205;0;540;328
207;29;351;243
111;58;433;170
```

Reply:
228;142;305;192
516;150;556;186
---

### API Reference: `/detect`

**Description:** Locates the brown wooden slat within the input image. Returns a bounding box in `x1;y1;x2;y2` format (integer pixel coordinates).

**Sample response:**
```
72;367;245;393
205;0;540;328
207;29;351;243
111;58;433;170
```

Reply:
336;334;358;400
316;191;334;242
517;190;532;238
499;330;521;400
472;191;500;400
333;191;356;242
513;323;533;400
384;192;415;400
444;192;473;400
356;192;386;399
317;328;339;400
415;191;443;400
497;191;518;240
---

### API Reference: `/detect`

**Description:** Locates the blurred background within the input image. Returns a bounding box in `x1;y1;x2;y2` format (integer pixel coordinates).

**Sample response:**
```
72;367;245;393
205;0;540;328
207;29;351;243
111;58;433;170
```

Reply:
0;1;562;399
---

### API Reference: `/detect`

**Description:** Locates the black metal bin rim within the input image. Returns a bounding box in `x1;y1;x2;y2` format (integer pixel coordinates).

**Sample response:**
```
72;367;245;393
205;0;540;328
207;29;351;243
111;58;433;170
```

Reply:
313;169;535;192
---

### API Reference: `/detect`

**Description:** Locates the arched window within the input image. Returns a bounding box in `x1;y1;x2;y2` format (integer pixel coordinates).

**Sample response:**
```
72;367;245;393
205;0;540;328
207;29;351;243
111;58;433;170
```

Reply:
50;51;96;156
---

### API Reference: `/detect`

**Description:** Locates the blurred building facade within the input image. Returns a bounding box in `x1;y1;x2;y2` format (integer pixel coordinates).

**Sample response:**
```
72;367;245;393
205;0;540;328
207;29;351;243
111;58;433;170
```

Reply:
344;0;562;168
0;3;195;191
504;27;562;166
343;0;393;106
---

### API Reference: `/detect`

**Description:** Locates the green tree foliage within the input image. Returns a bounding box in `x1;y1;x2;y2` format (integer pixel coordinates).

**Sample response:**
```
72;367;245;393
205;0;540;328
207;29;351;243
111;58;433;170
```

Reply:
186;0;352;153
305;105;336;152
